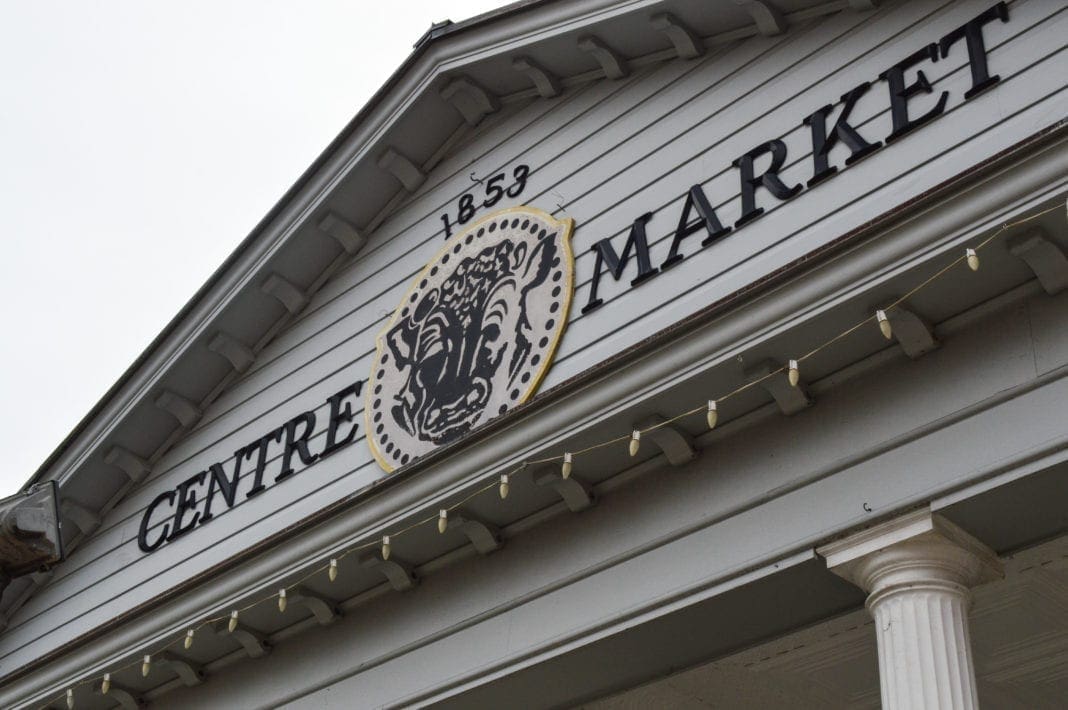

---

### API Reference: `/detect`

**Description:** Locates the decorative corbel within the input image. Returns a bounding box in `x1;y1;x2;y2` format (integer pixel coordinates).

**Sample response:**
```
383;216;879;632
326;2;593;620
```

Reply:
61;500;101;537
155;390;202;429
377;148;427;192
636;415;697;466
511;56;561;98
746;359;812;415
577;36;628;79
651;13;704;60
317;212;366;254
96;682;143;709
207;331;255;374
261;273;309;315
732;0;787;36
359;552;417;591
445;513;502;555
440;76;500;126
158;651;205;687
533;467;595;512
289;586;342;625
215;619;271;658
1009;230;1068;295
103;445;150;483
882;303;939;359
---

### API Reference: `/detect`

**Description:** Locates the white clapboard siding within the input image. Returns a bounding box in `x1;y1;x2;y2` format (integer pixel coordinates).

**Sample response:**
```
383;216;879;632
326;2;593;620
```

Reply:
1;0;1063;672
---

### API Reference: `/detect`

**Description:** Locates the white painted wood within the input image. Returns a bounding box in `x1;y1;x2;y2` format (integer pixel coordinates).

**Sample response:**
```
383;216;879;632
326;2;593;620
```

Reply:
440;76;500;126
207;332;255;374
733;0;788;36
577;35;629;79
651;13;704;60
821;510;1003;710
376;147;426;192
316;212;364;254
2;1;1065;696
512;56;561;98
1009;229;1068;295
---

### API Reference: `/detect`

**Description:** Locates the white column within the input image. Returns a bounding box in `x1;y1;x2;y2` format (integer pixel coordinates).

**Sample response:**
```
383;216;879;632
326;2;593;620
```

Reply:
819;510;1002;710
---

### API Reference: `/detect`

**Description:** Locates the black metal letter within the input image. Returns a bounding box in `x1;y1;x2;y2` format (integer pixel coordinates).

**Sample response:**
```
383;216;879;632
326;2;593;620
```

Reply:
582;212;658;313
661;186;731;269
199;451;247;525
733;139;802;228
137;490;175;553
322;381;363;458
277;411;319;481
803;81;883;187
939;2;1009;100
167;471;206;541
244;427;284;498
879;43;949;144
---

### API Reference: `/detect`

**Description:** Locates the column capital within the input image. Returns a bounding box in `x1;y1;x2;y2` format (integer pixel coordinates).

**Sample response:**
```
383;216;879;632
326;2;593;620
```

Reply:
819;509;1002;606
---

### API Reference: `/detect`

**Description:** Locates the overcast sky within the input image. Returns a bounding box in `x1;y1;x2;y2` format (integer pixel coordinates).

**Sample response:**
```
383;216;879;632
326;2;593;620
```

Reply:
0;0;508;497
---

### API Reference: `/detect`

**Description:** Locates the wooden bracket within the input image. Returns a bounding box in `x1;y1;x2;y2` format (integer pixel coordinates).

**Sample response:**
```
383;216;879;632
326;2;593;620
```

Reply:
318;212;366;254
651;13;703;59
882;303;939;360
359;552;417;591
104;445;150;483
440;76;499;126
636;415;697;466
290;586;342;625
158;651;205;687
1009;230;1068;295
533;467;595;512
577;36;628;79
747;359;812;415
377;148;426;192
207;331;254;373
30;569;53;588
512;56;560;98
61;500;101;537
732;0;787;36
215;619;271;658
446;513;502;555
261;273;309;315
96;682;143;709
155;390;202;429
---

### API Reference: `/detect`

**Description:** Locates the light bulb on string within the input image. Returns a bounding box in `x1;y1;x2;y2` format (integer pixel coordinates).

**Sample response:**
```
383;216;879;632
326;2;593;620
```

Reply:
278;588;287;613
707;400;718;430
629;430;641;457
329;558;338;582
382;536;391;561
142;654;151;678
101;674;111;695
562;452;573;479
499;474;509;500
788;359;800;387
228;610;239;633
876;310;892;340
966;247;980;271
184;628;195;650
438;509;448;534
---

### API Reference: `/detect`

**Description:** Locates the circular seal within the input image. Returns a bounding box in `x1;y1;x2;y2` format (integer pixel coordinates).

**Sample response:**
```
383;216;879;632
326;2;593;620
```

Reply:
366;206;575;471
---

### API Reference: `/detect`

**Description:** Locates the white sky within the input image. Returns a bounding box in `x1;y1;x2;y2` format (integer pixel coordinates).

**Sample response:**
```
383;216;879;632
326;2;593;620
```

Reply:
0;0;508;497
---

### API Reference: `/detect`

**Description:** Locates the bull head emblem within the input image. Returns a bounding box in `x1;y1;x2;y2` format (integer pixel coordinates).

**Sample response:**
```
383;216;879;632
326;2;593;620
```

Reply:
367;207;574;471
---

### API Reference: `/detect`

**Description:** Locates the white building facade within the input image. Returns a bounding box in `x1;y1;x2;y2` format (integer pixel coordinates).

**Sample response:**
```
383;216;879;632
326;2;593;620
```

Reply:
2;0;1067;707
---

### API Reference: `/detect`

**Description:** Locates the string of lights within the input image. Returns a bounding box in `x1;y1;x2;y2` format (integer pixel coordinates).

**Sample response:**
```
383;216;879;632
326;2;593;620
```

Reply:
47;199;1063;708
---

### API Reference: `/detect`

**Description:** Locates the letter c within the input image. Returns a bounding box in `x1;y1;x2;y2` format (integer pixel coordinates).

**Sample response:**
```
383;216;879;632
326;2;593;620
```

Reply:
138;490;176;553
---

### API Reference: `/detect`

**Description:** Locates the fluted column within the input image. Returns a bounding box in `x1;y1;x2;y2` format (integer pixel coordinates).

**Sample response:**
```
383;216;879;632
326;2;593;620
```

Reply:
819;510;1002;710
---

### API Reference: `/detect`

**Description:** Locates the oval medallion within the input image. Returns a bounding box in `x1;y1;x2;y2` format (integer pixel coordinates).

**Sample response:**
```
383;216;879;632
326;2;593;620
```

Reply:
367;206;575;472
